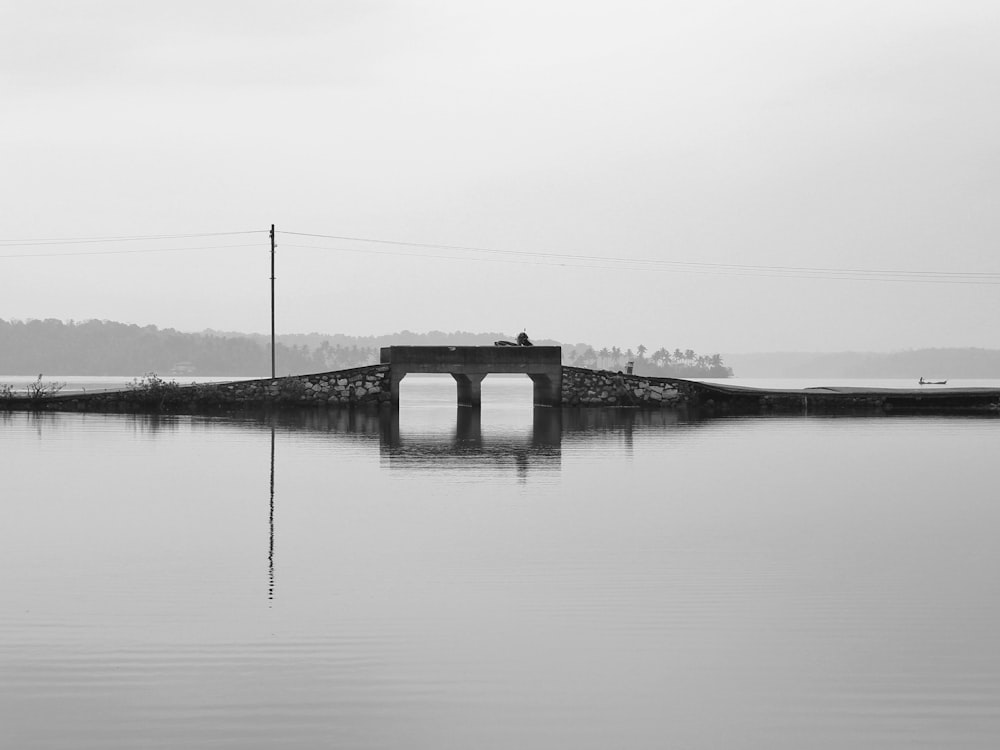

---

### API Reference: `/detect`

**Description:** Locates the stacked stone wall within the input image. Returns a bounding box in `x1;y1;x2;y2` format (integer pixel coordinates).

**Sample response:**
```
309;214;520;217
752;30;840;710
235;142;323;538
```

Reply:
7;365;391;412
560;366;687;407
212;365;392;406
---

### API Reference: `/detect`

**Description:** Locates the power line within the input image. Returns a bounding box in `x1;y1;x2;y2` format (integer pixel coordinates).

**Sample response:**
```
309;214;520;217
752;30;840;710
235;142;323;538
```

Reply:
282;230;521;256
0;230;267;247
0;242;260;259
279;230;1000;283
2;225;998;286
281;237;1000;286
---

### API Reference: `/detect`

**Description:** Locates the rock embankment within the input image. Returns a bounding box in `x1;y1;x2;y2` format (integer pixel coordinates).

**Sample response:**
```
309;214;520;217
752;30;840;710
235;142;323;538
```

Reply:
213;365;392;406
560;366;689;407
5;365;392;412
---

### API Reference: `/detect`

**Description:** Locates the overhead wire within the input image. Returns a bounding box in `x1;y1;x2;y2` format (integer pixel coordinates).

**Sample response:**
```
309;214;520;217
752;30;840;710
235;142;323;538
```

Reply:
283;242;1000;286
0;243;261;259
1;226;997;286
0;230;267;247
280;232;1000;286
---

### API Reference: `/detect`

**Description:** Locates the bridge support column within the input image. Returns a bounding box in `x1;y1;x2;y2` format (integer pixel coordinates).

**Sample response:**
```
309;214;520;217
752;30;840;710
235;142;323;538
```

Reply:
389;372;405;407
452;373;486;407
528;373;560;407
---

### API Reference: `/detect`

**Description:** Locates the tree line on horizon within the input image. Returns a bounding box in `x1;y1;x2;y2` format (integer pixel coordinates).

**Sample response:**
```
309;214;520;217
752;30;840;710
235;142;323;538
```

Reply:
563;344;732;378
0;318;732;378
0;318;337;376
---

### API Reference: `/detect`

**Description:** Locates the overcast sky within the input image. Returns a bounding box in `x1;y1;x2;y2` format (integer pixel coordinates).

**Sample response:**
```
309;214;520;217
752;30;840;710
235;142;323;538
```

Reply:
2;0;998;353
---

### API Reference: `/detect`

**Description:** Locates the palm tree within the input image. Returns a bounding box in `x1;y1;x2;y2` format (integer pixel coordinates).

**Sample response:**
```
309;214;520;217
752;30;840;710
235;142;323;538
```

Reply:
708;354;728;376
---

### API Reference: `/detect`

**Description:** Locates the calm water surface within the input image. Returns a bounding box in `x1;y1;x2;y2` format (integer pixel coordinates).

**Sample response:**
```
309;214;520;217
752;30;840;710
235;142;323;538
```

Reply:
3;376;999;749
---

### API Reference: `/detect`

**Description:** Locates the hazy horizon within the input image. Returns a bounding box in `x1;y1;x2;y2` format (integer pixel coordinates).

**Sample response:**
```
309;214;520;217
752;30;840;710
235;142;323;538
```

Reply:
9;314;1000;360
4;1;999;353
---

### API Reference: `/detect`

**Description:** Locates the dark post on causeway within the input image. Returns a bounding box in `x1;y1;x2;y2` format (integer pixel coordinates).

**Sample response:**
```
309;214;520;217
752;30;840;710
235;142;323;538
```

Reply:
380;345;563;408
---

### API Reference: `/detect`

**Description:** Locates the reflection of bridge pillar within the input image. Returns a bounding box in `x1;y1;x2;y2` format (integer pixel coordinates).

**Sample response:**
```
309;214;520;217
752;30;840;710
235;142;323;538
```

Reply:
531;406;562;446
453;373;487;407
528;373;560;407
378;408;401;448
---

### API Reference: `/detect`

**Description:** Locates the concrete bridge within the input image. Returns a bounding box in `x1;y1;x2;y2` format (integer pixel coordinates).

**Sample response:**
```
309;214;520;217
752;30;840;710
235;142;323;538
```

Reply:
380;346;563;407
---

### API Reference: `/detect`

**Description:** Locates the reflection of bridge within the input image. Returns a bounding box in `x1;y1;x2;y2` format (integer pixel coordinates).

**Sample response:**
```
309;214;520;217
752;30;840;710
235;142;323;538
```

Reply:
259;404;688;601
379;406;562;478
381;346;562;407
255;406;692;525
379;406;562;450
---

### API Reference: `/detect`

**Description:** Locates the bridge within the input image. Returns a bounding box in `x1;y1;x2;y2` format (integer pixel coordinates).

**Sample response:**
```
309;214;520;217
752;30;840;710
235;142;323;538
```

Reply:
380;346;562;407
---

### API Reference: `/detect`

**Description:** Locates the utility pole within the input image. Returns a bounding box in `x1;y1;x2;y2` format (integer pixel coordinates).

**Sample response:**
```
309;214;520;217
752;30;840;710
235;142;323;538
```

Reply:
270;223;276;379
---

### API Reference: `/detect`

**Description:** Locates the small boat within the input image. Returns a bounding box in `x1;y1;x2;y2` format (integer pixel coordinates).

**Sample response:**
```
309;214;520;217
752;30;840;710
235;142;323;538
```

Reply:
919;377;947;385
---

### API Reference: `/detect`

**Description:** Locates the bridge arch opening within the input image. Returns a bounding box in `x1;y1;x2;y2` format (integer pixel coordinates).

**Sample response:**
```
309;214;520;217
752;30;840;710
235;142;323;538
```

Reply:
393;373;538;409
480;373;534;406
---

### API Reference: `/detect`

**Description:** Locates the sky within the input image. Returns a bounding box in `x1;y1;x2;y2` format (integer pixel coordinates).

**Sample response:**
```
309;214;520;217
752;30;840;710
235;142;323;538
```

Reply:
2;0;999;353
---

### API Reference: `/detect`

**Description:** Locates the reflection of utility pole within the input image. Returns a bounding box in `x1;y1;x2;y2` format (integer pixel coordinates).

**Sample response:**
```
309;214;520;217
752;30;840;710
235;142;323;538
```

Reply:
270;224;276;380
268;426;275;601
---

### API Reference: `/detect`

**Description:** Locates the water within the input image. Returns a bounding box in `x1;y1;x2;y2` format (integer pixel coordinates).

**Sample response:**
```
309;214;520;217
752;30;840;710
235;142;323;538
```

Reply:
3;375;1000;749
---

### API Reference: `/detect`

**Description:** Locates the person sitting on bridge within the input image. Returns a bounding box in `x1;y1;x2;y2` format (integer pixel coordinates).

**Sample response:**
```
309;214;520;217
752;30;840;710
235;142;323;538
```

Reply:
495;331;534;346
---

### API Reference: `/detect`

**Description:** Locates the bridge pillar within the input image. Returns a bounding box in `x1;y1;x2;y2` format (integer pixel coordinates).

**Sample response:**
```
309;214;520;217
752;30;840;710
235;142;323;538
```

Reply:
453;373;487;407
389;371;404;407
528;373;560;407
